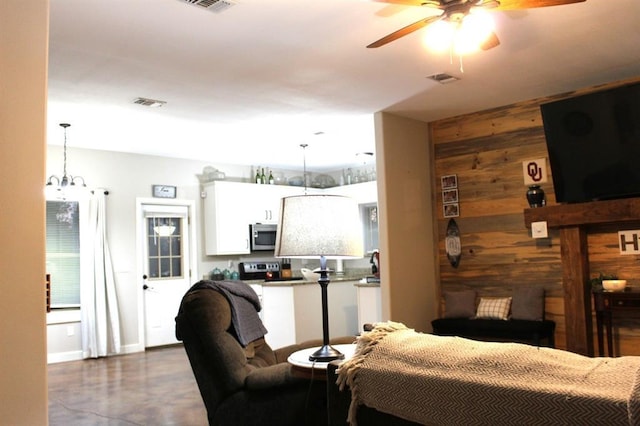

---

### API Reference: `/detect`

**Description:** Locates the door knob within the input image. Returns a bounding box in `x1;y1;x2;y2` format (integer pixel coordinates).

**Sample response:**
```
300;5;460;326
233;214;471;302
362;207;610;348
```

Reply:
143;284;149;290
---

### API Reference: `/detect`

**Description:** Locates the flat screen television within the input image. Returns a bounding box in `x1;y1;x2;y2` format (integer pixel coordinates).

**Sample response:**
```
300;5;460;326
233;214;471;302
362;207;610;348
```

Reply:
540;82;640;204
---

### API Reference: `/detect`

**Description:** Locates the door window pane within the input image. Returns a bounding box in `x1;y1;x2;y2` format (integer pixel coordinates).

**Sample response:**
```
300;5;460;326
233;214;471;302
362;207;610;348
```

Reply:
147;217;183;280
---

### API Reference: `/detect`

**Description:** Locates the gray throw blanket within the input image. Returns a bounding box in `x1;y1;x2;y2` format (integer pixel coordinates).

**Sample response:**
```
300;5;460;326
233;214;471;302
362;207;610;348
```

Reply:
189;280;267;346
337;321;640;426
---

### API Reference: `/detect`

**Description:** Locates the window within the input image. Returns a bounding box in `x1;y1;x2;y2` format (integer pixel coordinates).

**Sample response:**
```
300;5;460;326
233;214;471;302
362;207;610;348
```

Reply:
146;217;183;279
361;202;379;254
46;200;81;307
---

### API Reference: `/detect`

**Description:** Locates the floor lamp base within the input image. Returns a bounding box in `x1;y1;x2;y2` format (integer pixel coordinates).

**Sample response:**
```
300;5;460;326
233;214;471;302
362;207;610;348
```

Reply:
309;344;345;362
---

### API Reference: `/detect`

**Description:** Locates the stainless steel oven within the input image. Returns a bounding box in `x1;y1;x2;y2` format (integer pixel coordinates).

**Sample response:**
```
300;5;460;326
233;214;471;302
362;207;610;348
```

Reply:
250;223;277;251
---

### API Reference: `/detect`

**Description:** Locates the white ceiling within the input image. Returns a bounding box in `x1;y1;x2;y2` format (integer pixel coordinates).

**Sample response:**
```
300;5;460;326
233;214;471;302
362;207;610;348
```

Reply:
47;0;640;172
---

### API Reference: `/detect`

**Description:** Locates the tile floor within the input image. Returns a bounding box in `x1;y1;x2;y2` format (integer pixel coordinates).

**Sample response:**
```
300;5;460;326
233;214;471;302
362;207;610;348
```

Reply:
48;345;207;425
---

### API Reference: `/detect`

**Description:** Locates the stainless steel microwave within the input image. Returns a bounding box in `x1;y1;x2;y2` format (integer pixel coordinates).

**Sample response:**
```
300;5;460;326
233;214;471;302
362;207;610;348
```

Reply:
250;223;277;251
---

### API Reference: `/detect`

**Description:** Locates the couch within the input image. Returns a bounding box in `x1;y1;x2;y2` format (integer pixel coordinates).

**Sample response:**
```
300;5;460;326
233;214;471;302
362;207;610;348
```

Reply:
431;317;556;347
175;280;354;426
432;287;556;346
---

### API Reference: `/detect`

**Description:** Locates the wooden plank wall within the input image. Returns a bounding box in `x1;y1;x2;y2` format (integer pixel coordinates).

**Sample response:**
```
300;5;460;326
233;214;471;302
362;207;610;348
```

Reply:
430;76;640;354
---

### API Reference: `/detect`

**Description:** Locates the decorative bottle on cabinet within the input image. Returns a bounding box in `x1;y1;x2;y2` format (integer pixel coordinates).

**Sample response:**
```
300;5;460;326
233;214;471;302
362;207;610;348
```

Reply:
268;170;275;185
255;168;262;184
260;168;266;184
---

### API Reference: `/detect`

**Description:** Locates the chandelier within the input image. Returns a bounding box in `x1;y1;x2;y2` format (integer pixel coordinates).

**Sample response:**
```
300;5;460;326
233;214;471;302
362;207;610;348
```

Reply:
46;123;87;196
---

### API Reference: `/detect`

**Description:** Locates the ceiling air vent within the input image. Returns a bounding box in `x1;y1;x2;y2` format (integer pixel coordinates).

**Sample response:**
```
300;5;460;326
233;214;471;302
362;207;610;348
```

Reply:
426;73;460;84
133;97;167;108
178;0;236;13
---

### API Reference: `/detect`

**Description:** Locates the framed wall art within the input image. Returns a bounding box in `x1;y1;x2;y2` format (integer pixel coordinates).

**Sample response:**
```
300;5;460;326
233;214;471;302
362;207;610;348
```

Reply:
442;189;458;204
443;203;459;218
441;174;457;190
152;185;177;199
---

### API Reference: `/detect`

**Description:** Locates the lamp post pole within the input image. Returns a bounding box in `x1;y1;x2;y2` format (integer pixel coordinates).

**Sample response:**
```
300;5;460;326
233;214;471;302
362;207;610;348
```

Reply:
308;255;344;362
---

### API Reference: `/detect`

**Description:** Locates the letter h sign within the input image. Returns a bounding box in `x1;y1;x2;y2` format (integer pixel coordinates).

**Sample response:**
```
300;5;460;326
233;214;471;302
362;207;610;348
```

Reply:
619;230;640;255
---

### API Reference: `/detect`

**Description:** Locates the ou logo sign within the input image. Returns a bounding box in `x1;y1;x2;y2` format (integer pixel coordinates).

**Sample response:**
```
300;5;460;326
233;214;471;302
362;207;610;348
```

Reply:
522;158;548;185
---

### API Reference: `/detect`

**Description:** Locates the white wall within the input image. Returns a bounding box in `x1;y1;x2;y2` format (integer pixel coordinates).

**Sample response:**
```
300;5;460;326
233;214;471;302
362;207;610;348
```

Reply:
46;146;249;359
46;145;377;361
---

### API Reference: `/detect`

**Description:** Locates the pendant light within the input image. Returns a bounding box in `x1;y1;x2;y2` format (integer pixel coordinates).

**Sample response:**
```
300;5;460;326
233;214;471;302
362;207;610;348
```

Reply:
46;123;87;198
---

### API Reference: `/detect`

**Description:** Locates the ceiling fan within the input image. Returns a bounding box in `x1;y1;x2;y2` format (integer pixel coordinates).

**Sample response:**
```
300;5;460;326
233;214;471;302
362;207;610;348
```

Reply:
367;0;586;50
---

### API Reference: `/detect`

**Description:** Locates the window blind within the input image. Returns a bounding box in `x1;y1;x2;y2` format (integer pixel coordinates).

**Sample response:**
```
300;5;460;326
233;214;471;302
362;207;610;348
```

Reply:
46;201;81;307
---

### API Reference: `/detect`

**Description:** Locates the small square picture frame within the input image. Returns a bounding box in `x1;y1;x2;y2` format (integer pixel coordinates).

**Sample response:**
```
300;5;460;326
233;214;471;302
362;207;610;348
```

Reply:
442;189;459;204
441;174;458;190
443;203;459;218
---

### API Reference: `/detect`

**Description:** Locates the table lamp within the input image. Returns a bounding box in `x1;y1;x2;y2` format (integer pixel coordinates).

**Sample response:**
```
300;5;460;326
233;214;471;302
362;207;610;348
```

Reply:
275;194;363;361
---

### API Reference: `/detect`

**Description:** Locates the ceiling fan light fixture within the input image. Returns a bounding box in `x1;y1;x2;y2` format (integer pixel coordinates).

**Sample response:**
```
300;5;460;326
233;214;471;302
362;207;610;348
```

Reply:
422;20;456;53
454;9;495;54
421;8;495;55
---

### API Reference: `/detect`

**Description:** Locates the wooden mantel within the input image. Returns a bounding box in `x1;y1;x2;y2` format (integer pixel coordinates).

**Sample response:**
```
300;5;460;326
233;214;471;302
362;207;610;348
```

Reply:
524;198;640;356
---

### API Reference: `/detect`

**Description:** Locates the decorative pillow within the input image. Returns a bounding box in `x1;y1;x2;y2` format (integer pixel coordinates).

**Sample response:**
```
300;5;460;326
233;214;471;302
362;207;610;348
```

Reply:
444;290;476;319
511;286;545;321
475;297;512;320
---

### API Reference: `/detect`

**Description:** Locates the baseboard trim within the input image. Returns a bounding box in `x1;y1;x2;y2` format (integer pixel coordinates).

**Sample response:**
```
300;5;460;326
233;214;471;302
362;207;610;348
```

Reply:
48;350;83;364
47;343;147;364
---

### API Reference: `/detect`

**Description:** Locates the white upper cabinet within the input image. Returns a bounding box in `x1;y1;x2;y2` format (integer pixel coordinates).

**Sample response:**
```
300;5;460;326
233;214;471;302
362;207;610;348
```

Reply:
203;182;312;255
246;184;299;224
203;180;378;255
202;181;251;255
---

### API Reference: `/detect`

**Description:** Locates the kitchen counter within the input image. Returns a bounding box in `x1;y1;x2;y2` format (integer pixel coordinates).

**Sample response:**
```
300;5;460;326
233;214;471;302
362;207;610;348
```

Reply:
354;282;380;287
242;274;381;346
245;275;369;286
258;278;359;348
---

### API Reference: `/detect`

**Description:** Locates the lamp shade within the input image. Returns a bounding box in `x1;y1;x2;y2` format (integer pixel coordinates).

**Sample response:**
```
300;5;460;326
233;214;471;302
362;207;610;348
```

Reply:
274;195;364;259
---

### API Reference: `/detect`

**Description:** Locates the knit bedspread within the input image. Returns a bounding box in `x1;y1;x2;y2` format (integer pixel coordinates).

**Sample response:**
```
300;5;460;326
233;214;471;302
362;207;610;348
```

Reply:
336;322;640;426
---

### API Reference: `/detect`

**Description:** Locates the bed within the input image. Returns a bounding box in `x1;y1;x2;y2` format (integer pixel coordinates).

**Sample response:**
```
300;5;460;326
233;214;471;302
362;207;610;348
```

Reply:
333;322;640;426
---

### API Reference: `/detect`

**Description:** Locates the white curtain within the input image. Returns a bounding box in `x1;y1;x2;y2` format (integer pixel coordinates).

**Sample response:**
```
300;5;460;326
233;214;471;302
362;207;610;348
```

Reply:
81;190;121;358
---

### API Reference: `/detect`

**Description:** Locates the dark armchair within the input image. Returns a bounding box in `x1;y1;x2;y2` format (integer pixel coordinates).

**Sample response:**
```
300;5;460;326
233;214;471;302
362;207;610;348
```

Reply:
175;280;353;425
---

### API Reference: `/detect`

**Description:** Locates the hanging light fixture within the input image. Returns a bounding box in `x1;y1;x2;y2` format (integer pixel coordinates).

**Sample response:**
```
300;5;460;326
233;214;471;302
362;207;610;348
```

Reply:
46;123;87;197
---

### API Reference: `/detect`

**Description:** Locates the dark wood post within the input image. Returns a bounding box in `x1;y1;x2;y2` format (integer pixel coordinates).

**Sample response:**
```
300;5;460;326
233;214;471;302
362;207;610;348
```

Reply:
560;226;592;356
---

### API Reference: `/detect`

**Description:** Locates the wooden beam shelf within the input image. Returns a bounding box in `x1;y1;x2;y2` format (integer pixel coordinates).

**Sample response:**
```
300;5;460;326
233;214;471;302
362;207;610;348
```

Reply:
524;198;640;229
523;197;640;357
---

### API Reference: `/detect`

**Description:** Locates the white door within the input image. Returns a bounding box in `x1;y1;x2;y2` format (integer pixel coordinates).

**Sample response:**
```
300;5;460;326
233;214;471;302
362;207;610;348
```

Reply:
140;203;193;348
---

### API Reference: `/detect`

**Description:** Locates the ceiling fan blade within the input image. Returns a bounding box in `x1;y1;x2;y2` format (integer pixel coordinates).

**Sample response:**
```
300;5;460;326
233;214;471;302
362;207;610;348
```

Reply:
375;5;403;17
480;31;500;50
367;15;441;48
370;0;441;7
492;0;586;10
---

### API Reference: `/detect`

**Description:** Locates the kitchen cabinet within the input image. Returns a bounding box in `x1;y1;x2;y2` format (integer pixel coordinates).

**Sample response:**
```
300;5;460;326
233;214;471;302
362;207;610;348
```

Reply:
356;284;382;332
203;181;311;255
203;180;376;256
203;181;251;255
260;280;358;349
246;184;301;224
